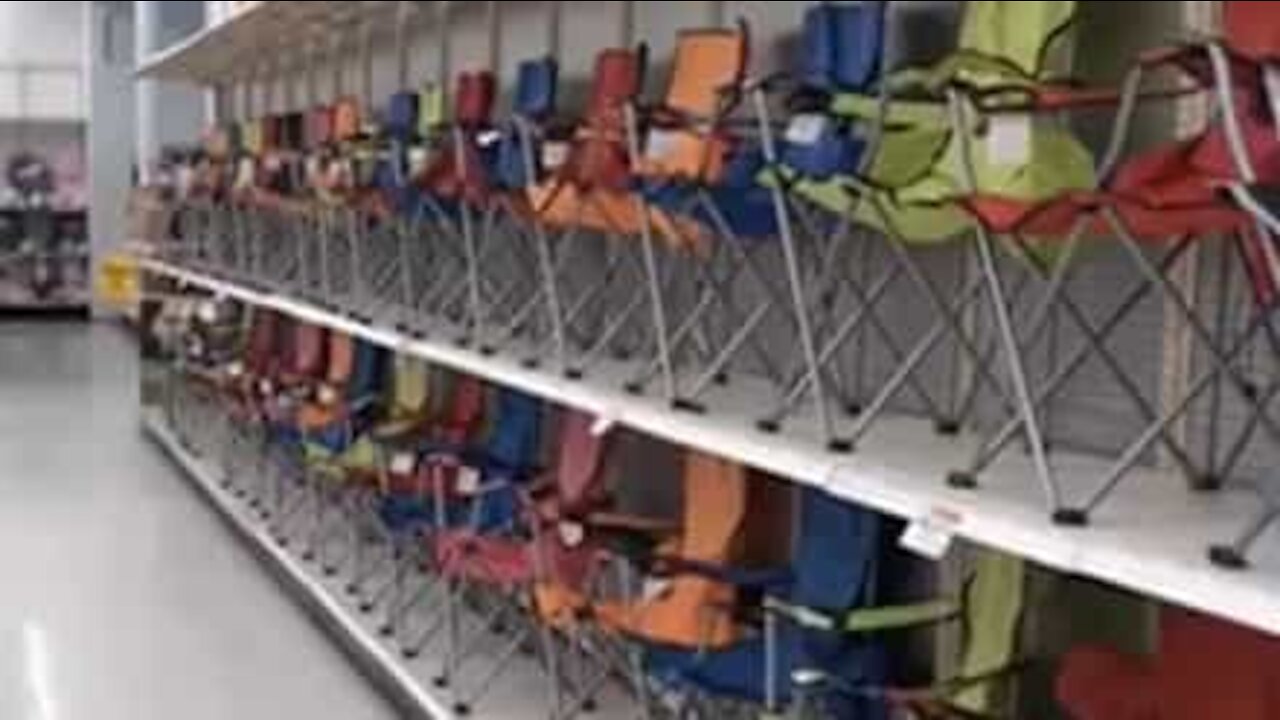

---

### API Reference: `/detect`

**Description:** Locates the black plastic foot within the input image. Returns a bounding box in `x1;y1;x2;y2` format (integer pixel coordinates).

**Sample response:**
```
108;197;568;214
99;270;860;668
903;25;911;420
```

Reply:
713;372;730;386
521;358;540;370
479;346;496;357
623;383;644;396
379;625;394;638
844;403;863;418
1053;509;1090;527
455;337;472;349
947;472;979;490
323;566;338;577
345;584;359;596
1243;382;1260;403
827;439;854;454
402;648;420;660
613;350;632;362
1209;545;1250;570
276;537;290;548
582;699;598;713
454;704;472;717
359;603;374;614
565;368;584;381
1194;474;1224;493
432;676;449;689
260;512;272;521
672;398;706;414
934;419;961;437
301;552;316;563
757;420;780;434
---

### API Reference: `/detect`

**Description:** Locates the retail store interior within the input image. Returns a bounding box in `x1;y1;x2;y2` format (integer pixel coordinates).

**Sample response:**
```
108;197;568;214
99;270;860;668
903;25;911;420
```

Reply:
6;1;1280;718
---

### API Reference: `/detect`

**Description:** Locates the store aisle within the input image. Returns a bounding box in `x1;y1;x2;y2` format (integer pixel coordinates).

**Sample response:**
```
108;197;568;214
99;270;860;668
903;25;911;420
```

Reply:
0;323;395;720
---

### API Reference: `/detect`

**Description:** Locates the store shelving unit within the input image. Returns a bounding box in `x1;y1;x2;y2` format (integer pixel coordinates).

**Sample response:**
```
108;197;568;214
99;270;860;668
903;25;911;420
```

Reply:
142;257;1280;638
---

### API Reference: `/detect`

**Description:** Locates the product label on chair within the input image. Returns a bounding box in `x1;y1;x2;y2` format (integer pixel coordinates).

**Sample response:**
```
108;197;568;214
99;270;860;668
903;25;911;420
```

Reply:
1265;65;1280;139
558;521;586;548
226;362;245;379
987;114;1032;167
899;507;961;560
645;130;681;161
317;384;339;406
456;466;482;496
390;452;416;476
785;114;829;146
542;142;570;170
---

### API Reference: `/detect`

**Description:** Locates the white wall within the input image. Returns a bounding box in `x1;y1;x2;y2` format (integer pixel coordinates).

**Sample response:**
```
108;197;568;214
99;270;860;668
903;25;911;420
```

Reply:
0;2;87;66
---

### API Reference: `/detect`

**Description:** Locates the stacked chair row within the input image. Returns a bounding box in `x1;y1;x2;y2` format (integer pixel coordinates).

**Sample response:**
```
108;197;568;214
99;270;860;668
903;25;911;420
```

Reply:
163;2;1280;595
159;298;1280;720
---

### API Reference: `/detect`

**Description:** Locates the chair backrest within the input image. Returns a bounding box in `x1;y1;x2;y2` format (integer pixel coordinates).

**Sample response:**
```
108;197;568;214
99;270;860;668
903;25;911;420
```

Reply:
325;333;356;387
454;71;497;127
334;97;362;141
1225;1;1280;62
245;310;280;375
387;91;420;140
485;389;543;470
261;115;282;152
800;2;885;92
789;488;881;612
957;1;1077;81
242;119;264;157
951;551;1026;714
515;57;559;120
442;374;487;442
585;48;644;131
552;410;609;514
283;112;306;152
307;105;334;149
664;28;749;117
678;451;748;562
349;341;387;400
289;322;328;379
419;84;446;134
392;356;431;416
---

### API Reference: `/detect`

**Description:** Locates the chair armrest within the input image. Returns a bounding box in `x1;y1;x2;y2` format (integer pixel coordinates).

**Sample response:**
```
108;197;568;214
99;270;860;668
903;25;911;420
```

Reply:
586;512;680;536
763;596;959;634
650;556;793;592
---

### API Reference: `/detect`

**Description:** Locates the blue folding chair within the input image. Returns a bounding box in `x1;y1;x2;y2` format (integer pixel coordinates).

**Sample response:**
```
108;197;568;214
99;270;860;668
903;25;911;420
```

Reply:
642;487;956;719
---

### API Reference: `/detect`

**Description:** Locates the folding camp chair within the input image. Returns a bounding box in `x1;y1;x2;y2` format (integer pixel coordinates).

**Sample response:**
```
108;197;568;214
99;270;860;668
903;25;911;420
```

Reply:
934;1;1280;533
758;2;1105;517
524;47;660;380
1057;607;1280;720
619;20;856;451
429;409;611;717
538;451;754;719
635;486;962;720
413;71;500;346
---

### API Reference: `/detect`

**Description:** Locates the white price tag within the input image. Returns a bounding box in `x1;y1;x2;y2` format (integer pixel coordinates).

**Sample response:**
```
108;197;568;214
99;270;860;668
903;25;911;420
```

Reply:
258;379;274;395
558;521;586;548
226;361;245;378
456;466;482;496
197;300;219;324
477;130;503;148
898;507;961;561
785;114;828;145
317;384;339;405
642;577;673;603
987;114;1032;167
389;452;416;476
408;147;432;177
542;141;570;169
1265;65;1280;139
645;130;681;161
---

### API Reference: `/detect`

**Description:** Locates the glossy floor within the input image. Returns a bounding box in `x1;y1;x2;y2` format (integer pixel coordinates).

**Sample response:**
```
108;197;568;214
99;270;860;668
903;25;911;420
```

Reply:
0;322;394;720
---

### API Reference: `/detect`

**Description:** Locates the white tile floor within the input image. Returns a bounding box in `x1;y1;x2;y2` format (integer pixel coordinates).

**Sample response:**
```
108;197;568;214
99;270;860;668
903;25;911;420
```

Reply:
0;322;395;720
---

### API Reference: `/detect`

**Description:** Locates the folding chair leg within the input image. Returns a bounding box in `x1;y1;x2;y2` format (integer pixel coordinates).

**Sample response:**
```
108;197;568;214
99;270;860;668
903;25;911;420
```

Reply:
1210;503;1280;570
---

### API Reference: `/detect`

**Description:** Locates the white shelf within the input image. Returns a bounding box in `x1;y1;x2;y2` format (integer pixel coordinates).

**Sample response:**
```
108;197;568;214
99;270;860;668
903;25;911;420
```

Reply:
137;1;467;83
141;258;1280;638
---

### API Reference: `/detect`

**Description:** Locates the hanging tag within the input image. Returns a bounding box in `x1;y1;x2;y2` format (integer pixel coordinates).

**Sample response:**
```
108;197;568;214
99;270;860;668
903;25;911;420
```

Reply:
987;114;1032;167
389;452;416;476
642;577;673;603
558;521;586;548
541;141;570;170
456;466;482;496
785;114;829;145
316;384;339;406
1265;65;1280;138
226;361;245;379
645;129;681;161
899;507;961;561
197;300;219;324
258;378;274;395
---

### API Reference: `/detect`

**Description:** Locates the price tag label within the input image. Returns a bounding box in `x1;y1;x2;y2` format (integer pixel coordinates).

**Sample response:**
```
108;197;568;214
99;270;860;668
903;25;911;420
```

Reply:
645;130;681;161
542;141;570;169
456;466;482;496
390;452;416;476
1265;65;1280;139
226;361;245;378
642;578;673;603
899;507;962;561
558;521;586;548
258;379;274;395
987;114;1032;167
197;300;219;323
785;114;828;145
317;384;339;405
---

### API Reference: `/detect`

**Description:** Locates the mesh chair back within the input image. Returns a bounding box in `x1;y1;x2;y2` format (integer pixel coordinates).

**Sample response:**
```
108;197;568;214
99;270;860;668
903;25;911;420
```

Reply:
800;2;885;92
485;389;543;470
